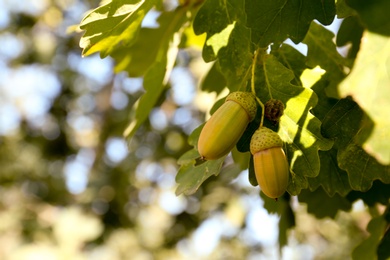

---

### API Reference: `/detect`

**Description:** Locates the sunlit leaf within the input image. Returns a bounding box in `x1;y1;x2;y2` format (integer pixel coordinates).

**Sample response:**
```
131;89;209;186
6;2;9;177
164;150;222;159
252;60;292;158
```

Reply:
123;8;189;139
193;0;246;61
271;43;308;86
193;0;251;90
217;23;252;91
80;0;157;57
339;31;390;165
123;61;166;139
255;54;334;195
175;149;226;195
303;22;350;97
112;8;190;77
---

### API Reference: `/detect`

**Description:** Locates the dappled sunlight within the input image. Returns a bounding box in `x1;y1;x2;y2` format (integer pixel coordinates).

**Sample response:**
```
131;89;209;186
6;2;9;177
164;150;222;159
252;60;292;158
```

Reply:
0;0;387;259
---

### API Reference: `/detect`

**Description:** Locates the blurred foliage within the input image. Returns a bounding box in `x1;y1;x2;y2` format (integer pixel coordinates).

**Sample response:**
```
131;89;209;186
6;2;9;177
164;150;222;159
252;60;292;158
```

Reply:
0;0;389;259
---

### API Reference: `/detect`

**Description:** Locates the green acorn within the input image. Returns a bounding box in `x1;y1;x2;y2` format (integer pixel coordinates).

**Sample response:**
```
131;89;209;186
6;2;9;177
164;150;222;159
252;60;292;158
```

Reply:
250;127;289;199
198;91;257;160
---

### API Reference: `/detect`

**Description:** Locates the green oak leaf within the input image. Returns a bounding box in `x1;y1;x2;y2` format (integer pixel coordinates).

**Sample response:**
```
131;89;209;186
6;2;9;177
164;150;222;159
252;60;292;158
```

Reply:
378;228;390;260
124;61;167;139
261;193;295;249
217;24;252;91
339;31;390;165
111;28;165;77
255;54;334;195
175;149;226;195
346;0;390;36
338;143;390;191
278;200;295;249
309;78;352;196
304;22;349;73
231;148;250;171
347;181;390;207
298;187;352;219
123;8;189;139
336;0;356;18
336;16;364;59
193;0;246;61
271;43;308;86
248;155;258;186
303;22;350;97
200;62;227;94
246;0;335;47
377;207;390;260
322;98;390;191
188;123;203;148
352;214;387;260
176;108;250;195
193;0;252;90
79;0;157;57
111;7;189;77
308;149;352;197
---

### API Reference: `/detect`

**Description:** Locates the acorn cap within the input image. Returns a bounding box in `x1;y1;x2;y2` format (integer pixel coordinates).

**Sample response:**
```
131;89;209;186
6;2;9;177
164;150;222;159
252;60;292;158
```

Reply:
226;92;257;122
250;127;283;155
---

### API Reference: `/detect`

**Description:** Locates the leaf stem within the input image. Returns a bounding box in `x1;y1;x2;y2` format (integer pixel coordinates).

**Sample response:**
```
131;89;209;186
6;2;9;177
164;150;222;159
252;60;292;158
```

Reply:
251;49;265;128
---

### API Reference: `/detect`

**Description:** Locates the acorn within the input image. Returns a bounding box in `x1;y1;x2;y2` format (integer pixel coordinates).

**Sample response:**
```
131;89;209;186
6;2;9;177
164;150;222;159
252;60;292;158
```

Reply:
250;127;289;199
198;91;257;160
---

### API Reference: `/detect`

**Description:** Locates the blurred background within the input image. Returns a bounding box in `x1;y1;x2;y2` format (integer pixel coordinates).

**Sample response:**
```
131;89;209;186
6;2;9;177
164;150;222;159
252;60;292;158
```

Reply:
0;0;371;259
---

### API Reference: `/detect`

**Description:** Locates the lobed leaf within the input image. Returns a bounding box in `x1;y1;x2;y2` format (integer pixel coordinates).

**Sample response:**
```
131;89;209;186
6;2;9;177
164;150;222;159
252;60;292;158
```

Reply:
308;149;352;197
80;0;157;57
271;43;307;86
298;187;352;219
347;181;390;207
336;16;364;59
124;61;167;139
175;149;226;195
200;62;227;94
322;98;390;191
216;24;252;91
255;54;334;195
352;215;388;260
123;8;190;139
261;193;295;249
335;0;356;18
346;0;390;36
302;22;350;97
339;31;390;165
309;78;352;196
246;0;335;47
193;0;252;90
193;0;245;61
111;8;189;77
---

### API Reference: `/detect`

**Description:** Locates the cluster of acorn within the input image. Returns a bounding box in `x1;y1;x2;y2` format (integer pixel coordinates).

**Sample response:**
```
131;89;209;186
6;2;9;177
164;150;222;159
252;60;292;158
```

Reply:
197;91;289;199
